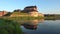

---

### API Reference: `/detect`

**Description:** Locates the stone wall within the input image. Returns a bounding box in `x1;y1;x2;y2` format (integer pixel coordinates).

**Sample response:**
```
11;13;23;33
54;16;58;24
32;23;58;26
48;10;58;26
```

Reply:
38;13;44;17
29;11;38;17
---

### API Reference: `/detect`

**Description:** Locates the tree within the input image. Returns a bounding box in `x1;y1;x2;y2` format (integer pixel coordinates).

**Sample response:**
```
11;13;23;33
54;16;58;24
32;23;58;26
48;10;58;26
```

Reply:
13;9;22;12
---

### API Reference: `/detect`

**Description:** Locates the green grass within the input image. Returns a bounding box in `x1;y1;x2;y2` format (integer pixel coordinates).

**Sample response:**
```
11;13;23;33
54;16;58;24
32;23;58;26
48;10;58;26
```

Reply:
4;12;44;20
3;16;44;21
12;12;29;15
0;18;23;34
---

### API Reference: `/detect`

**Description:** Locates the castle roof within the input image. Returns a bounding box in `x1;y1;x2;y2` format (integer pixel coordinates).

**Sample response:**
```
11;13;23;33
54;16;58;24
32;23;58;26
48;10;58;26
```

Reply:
25;6;37;8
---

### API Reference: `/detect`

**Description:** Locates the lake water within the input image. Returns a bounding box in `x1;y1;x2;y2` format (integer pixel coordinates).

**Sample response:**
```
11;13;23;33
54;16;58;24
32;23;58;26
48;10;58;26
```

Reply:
21;20;60;34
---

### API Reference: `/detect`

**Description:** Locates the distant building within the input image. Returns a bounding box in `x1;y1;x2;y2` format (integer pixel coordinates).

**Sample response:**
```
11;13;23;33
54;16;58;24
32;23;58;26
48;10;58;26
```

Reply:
23;6;38;17
0;10;8;17
23;6;38;13
10;6;44;17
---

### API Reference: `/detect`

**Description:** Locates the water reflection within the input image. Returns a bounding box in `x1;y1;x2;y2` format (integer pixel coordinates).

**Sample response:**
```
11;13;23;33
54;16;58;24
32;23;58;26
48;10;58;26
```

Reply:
22;24;37;30
21;19;44;30
20;19;60;34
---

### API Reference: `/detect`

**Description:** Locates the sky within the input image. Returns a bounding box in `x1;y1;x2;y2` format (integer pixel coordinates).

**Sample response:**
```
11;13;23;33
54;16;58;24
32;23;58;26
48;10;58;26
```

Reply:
0;0;60;14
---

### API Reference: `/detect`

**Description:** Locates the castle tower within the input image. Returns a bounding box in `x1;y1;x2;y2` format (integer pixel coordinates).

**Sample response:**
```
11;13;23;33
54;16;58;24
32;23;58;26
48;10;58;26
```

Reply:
23;6;38;17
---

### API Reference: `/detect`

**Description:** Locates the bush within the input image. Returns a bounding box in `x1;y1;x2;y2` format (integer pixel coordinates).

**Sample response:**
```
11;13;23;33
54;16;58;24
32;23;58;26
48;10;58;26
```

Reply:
0;18;23;34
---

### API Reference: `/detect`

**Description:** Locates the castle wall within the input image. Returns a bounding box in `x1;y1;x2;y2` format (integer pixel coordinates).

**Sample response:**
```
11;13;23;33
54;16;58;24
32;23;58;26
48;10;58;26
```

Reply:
29;11;38;17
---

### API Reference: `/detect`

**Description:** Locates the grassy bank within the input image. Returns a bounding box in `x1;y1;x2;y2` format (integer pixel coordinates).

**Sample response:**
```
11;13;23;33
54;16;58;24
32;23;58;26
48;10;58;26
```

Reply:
44;14;60;20
44;16;55;20
0;18;23;34
2;16;44;21
4;12;44;20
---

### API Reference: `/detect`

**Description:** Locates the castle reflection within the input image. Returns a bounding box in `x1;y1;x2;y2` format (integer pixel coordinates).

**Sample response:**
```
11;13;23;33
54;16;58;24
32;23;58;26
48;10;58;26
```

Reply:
21;19;44;30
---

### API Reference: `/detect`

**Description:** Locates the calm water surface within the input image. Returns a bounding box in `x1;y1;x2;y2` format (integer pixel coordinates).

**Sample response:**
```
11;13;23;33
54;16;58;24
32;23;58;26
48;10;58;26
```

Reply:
21;20;60;34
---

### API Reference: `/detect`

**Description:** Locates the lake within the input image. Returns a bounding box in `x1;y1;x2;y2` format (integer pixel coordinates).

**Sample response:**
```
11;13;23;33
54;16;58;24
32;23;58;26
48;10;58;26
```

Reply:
20;19;60;34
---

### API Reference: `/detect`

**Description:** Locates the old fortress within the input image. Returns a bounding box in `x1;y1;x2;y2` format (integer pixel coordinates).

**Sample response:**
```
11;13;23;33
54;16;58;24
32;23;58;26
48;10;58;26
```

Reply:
0;6;44;17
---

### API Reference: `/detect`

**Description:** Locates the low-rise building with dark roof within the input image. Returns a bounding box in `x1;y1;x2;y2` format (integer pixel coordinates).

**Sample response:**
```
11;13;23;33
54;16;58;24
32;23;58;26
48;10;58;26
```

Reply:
23;6;38;13
0;10;8;17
